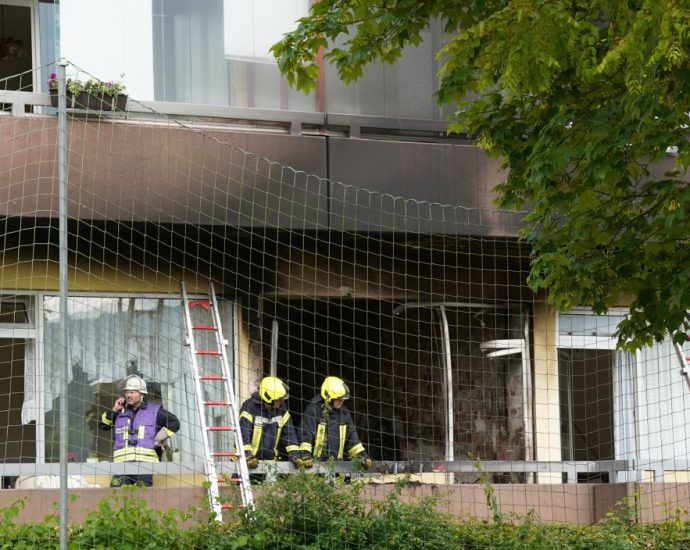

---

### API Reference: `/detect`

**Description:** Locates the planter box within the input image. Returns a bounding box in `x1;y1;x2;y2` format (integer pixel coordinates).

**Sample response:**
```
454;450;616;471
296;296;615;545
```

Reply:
115;94;128;111
77;91;128;111
49;89;77;108
49;89;127;111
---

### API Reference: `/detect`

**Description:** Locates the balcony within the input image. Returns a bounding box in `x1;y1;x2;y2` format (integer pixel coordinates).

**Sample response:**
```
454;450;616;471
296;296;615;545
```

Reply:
0;90;522;236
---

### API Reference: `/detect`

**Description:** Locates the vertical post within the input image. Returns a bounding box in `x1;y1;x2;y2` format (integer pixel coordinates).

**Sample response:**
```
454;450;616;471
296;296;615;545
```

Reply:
270;319;279;377
522;316;534;464
438;305;454;485
57;58;70;550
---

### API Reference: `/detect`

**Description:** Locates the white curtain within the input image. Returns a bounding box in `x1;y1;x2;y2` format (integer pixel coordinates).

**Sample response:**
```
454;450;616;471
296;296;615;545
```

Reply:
636;340;690;471
613;350;638;481
20;340;36;425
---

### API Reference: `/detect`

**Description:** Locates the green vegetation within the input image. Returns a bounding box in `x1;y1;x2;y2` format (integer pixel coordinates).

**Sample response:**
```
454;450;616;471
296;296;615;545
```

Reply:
272;1;690;351
2;475;690;548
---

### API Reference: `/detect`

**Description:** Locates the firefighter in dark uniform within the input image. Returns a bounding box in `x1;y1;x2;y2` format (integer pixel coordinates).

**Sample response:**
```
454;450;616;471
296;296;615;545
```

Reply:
299;376;371;469
239;376;304;470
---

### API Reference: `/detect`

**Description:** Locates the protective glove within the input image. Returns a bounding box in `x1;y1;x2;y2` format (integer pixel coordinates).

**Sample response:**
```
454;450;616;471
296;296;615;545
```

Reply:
154;428;171;462
245;452;259;470
357;452;372;470
290;453;304;469
154;428;170;446
301;452;314;469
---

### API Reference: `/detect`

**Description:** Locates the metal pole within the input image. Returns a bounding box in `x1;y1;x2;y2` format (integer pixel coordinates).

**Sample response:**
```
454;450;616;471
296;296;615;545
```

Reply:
270;319;279;377
57;58;70;550
438;305;454;485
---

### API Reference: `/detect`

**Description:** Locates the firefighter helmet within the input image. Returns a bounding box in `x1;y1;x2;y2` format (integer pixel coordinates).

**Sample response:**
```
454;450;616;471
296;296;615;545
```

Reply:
321;376;350;402
123;374;148;394
259;376;289;403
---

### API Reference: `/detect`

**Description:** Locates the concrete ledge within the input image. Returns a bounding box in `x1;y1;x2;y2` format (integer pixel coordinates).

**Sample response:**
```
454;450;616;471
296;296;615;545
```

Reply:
0;486;208;524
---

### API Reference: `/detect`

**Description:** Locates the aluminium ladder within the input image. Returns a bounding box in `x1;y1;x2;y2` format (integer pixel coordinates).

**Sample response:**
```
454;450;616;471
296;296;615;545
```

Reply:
181;281;253;517
672;332;690;392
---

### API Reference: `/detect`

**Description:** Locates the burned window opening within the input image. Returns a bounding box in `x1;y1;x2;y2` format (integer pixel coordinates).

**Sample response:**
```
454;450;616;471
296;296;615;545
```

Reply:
262;298;530;472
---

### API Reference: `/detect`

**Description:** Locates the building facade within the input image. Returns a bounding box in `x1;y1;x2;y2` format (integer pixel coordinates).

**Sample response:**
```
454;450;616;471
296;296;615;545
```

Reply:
1;0;690;523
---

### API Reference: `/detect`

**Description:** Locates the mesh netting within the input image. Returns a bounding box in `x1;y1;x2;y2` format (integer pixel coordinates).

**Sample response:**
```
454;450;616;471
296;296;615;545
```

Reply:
2;64;690;540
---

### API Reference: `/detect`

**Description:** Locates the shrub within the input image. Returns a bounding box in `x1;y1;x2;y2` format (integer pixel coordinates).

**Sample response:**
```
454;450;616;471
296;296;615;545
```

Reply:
68;486;195;549
3;477;690;549
0;498;59;549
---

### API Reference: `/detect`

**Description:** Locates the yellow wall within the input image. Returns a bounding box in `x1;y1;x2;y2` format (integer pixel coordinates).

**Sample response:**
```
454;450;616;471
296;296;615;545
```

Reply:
0;252;210;294
532;300;562;483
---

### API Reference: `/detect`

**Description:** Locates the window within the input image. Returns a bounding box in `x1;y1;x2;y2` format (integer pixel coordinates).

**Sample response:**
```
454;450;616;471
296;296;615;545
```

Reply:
0;0;36;102
40;295;236;463
557;310;631;482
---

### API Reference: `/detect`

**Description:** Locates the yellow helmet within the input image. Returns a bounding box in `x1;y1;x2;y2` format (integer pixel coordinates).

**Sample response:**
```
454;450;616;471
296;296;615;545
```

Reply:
258;376;289;404
321;376;350;402
123;375;148;394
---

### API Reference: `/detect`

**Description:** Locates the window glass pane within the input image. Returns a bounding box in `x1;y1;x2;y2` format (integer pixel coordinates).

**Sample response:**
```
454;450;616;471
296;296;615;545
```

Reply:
559;313;625;337
0;4;33;93
558;349;615;472
0;339;35;466
55;1;454;114
39;0;57;92
223;0;307;63
0;299;29;323
324;19;447;119
150;0;316;110
152;0;227;104
61;0;154;100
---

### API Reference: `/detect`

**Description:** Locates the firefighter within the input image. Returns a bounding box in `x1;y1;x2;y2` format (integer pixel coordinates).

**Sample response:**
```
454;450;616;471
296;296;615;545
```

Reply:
99;374;180;487
299;376;371;469
239;376;304;470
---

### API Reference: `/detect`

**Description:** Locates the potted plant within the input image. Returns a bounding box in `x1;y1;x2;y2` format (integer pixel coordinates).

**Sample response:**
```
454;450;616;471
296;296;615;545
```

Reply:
79;78;127;111
48;74;127;111
48;73;83;108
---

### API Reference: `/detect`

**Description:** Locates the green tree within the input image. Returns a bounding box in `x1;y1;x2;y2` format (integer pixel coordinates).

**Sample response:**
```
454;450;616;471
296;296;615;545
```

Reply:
272;0;690;350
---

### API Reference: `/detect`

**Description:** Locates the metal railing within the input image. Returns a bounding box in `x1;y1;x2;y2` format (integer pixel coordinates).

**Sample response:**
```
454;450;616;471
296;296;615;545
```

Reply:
0;90;450;138
2;459;688;484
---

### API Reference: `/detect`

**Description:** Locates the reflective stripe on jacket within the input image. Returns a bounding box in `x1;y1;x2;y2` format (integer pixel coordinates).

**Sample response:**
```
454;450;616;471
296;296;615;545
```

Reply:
239;392;299;460
300;395;365;460
110;402;161;463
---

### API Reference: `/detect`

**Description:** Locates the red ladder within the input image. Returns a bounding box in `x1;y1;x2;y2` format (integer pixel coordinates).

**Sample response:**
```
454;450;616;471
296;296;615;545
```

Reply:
181;281;253;517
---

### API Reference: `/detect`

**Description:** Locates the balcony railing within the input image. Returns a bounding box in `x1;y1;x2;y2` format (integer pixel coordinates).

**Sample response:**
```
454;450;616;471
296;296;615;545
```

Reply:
1;459;687;484
0;90;451;139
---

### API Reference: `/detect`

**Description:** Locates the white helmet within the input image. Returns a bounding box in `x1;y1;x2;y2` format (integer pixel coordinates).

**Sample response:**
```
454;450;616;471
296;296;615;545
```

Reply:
123;374;148;394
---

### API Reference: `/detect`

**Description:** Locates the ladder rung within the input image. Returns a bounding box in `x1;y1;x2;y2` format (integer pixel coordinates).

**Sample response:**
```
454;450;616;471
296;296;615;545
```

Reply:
217;474;240;484
200;375;226;381
221;503;238;510
197;350;221;356
207;426;235;431
193;325;217;331
203;400;230;406
211;451;238;457
188;300;210;311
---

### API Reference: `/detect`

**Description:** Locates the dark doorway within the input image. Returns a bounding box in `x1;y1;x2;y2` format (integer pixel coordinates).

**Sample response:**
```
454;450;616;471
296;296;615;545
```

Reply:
264;299;403;461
